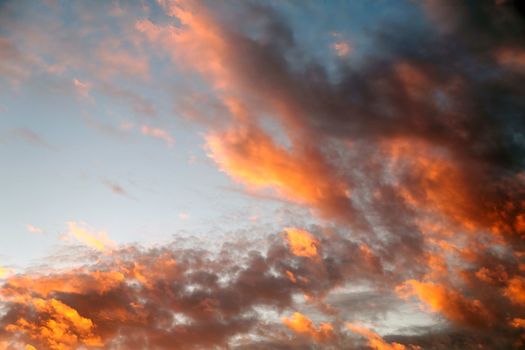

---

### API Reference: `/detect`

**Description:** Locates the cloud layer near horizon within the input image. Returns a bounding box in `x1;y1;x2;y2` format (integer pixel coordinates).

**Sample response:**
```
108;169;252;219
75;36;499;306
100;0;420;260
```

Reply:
2;0;525;349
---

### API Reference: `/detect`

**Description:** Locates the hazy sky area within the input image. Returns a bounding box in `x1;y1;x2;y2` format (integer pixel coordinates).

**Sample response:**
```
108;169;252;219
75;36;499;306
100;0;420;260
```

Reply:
1;0;525;349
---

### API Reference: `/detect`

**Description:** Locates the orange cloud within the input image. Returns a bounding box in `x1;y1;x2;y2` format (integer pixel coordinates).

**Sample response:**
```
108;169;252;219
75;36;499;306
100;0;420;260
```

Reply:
346;323;420;350
511;318;525;329
138;3;358;222
397;280;492;328
282;312;334;342
206;123;353;221
284;227;320;258
6;298;103;350
1;270;125;301
135;2;231;91
382;138;478;232
285;270;297;283
64;221;115;252
503;276;525;306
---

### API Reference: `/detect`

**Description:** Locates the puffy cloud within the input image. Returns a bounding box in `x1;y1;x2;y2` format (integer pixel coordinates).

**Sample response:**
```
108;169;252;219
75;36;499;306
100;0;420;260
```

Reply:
5;298;103;350
0;226;395;349
282;312;334;342
284;227;319;258
503;276;525;306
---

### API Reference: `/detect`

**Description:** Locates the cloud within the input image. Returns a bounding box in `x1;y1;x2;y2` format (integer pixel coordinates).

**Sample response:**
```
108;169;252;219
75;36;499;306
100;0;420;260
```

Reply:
347;323;420;350
282;312;334;342
503;276;525;306
63;221;115;252
140;125;175;147
2;0;525;348
205;121;355;222
397;280;493;328
5;298;103;350
0;36;33;85
284;227;319;258
102;180;129;197
0;226;393;349
2;128;54;149
72;78;91;99
26;224;42;234
0;267;12;279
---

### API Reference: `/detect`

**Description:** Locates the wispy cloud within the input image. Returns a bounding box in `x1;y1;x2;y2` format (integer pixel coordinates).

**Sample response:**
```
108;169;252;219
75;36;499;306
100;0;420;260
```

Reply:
63;221;115;252
26;224;43;234
1;128;54;149
140;125;175;147
72;78;92;99
102;180;129;197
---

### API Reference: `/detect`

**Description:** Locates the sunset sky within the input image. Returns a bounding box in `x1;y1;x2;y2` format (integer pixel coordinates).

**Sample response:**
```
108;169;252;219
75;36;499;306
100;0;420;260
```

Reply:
1;0;525;349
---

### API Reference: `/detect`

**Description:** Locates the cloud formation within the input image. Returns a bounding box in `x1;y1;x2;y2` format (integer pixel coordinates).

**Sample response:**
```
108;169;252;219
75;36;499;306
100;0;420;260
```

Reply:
1;0;525;349
63;222;115;253
0;228;385;349
140;125;175;148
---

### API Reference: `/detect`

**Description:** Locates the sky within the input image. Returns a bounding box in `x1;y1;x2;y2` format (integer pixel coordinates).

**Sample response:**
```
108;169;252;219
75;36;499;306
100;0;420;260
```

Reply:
1;0;525;349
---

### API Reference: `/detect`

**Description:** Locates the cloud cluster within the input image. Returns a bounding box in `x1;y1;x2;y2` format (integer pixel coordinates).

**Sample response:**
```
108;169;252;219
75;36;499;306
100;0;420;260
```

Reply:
1;0;525;348
0;228;387;349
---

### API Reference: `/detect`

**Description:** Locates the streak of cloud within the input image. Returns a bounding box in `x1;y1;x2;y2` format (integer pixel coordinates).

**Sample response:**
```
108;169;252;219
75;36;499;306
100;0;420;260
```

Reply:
63;221;115;253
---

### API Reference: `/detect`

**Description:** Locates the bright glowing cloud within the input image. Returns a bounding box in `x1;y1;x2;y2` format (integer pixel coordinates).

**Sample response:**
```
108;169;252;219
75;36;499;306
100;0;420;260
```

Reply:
503;276;525;306
397;280;492;328
282;312;334;342
284;227;320;258
64;221;115;252
347;323;420;350
206;124;354;221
